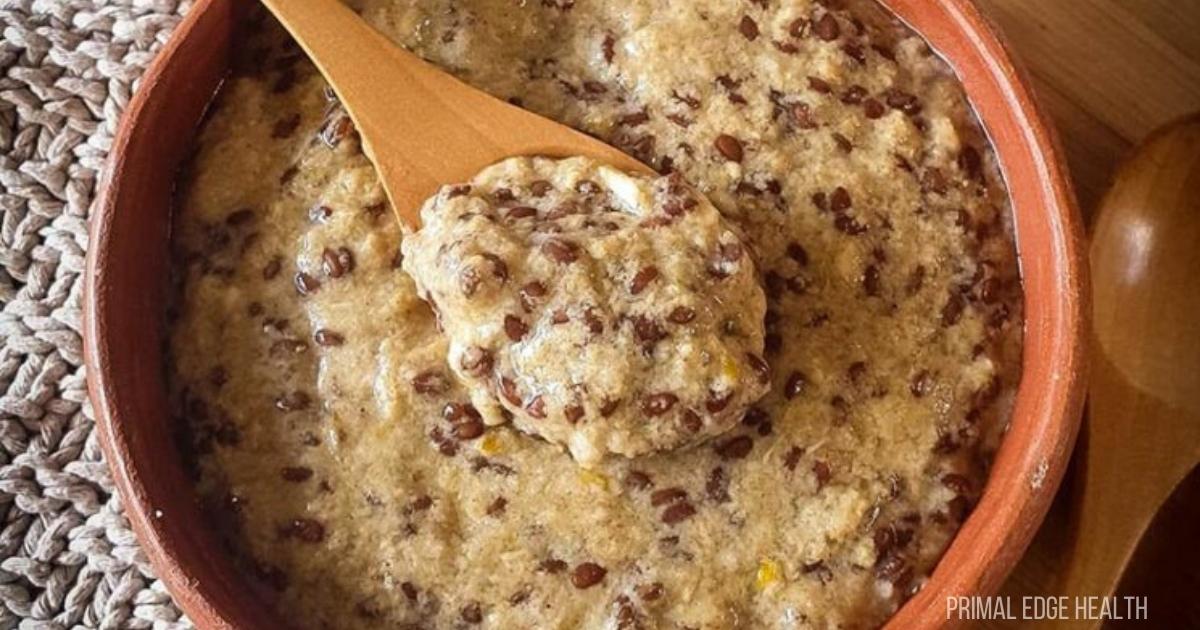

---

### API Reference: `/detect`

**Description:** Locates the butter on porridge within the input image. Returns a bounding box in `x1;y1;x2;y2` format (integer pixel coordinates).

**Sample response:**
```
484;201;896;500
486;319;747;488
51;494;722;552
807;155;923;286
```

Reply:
402;157;768;464
169;0;1023;628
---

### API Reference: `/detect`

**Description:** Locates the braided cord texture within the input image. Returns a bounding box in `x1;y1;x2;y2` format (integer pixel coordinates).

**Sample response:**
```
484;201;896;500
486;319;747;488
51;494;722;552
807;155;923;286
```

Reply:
0;1;192;627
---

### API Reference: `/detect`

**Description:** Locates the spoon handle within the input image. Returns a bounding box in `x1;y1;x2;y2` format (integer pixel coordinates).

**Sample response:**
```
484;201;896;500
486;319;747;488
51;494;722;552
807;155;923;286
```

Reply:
260;0;646;229
1052;114;1200;628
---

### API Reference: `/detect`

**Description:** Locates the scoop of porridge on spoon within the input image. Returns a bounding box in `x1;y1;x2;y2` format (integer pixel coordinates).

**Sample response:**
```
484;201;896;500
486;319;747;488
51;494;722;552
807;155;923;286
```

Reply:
261;0;769;464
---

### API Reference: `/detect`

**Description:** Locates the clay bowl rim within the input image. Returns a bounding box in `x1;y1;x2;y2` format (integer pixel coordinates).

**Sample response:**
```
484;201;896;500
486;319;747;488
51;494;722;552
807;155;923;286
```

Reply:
83;0;1088;628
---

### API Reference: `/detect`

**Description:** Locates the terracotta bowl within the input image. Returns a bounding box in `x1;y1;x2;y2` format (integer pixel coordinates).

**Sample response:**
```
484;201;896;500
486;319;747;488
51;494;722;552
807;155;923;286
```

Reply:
83;0;1088;627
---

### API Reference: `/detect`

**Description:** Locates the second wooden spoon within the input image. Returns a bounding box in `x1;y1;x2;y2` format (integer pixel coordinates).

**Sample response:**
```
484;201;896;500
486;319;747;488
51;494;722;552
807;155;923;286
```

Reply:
260;0;650;230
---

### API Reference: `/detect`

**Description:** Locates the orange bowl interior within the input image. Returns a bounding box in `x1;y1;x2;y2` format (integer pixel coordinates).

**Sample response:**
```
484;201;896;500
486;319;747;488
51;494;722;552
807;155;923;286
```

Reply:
83;0;1088;628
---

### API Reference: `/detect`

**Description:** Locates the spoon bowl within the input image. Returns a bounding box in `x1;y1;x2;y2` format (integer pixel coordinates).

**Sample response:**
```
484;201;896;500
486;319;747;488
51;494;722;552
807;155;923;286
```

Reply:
1051;114;1200;621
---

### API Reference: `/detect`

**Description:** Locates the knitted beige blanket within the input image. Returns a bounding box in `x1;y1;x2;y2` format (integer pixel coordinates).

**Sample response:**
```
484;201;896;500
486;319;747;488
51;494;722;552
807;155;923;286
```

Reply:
0;1;190;627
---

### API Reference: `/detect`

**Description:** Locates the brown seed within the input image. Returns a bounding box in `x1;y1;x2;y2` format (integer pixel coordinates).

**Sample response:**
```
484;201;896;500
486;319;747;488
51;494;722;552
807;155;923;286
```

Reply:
707;466;730;503
583;308;605;335
886;89;922;115
624;470;652;491
739;409;766;430
942;473;972;496
959;146;983;180
738;15;759;40
706;390;733;413
487;496;508;516
313;328;344;346
708;241;745;278
941;291;966;327
461;602;483;624
602;33;616;63
262;256;282;280
661;501;696;524
529;180;553;197
808;76;833;94
525;395;547;419
788;18;808;38
864;98;886;119
784;446;805;471
412;371;450;395
830;186;852;211
619;111;651;127
498;376;522;407
715;435;753;460
294;272;320;296
640;392;678;416
460;347;493;376
667;306;697;324
787;242;809;266
630;266;659;295
637;582;664;602
571;563;607;589
714;134;744;162
541;238;579;264
842;43;867;64
785;371;807;399
834;213;867;235
509;586;532;606
863;264;881;296
841;85;867;105
832;132;854;153
401;582;419;601
774;40;800;54
910;370;932;397
321;247;354;278
633;316;666;344
539;558;568;574
813;13;840;41
551;308;570;325
600;398;621;416
519;281;546;312
651;487;688;506
504;314;529;342
272;113;301;139
681;409;702;433
454;418;485;440
671;89;701;109
280;466;313;482
446;184;472;198
813;460;832;487
506;206;538;221
564;405;585;424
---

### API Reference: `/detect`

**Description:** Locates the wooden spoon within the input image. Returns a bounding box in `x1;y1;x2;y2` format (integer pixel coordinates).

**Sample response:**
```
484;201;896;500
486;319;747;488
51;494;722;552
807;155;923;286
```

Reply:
1054;114;1200;626
259;0;649;230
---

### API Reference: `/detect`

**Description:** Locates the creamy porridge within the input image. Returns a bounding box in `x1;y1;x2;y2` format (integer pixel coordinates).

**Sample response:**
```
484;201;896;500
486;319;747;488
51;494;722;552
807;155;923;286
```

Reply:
402;157;768;464
168;0;1023;627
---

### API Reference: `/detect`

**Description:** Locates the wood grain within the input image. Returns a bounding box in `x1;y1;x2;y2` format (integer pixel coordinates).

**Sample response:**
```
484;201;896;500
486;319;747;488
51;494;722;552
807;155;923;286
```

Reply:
974;1;1200;627
977;0;1200;214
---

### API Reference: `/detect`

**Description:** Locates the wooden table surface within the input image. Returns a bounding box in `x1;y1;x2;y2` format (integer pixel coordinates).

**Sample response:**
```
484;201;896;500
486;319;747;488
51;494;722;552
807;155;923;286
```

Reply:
969;1;1200;627
978;0;1200;216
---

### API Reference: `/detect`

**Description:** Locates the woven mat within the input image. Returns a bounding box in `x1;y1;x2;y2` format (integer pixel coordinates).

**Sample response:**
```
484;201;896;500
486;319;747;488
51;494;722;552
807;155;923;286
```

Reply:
0;1;191;627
